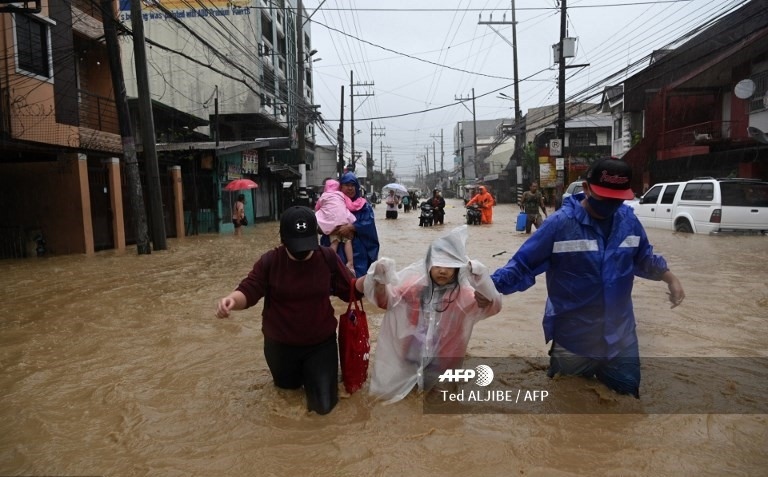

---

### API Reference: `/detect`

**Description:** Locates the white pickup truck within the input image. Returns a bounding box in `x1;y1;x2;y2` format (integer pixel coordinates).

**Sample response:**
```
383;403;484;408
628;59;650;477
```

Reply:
627;178;768;234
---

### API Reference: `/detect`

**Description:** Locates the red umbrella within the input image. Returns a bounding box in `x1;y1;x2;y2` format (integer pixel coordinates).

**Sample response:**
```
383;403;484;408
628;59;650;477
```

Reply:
224;179;258;191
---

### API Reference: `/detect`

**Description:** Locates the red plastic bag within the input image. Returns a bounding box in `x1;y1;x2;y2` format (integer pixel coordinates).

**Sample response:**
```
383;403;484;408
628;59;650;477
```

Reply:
338;280;370;394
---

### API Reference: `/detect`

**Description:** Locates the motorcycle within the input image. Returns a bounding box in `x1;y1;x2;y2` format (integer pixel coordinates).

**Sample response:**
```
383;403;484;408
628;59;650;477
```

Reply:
419;202;434;227
466;204;482;225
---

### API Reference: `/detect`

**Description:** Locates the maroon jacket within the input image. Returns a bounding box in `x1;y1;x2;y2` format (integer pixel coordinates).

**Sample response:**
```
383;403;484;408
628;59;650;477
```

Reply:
236;246;359;346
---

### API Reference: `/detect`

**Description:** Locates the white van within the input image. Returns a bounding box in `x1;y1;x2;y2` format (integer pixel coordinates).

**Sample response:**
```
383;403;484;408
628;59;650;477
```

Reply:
561;180;584;200
629;178;768;234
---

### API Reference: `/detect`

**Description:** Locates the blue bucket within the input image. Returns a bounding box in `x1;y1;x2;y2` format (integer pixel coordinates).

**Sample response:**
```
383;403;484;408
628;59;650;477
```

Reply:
516;213;527;231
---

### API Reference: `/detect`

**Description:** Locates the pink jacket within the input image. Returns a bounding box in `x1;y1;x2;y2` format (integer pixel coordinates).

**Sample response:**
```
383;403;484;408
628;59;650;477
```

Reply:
314;180;365;235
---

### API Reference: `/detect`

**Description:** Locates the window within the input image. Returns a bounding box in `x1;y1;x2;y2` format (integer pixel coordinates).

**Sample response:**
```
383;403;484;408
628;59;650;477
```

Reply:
748;71;767;113
261;14;272;43
613;117;622;140
681;183;714;201
569;131;597;147
15;13;50;78
660;184;679;204
642;185;662;204
721;182;768;207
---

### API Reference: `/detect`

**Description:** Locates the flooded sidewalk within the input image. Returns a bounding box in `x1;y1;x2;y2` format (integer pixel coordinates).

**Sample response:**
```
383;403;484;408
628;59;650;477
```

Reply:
1;199;767;476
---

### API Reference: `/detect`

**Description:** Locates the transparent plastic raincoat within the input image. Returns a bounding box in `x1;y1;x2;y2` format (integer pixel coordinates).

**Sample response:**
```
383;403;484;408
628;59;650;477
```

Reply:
363;226;502;403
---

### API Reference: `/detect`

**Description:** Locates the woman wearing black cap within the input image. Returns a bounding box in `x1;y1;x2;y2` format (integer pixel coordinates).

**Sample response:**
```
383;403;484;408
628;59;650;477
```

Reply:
215;206;361;415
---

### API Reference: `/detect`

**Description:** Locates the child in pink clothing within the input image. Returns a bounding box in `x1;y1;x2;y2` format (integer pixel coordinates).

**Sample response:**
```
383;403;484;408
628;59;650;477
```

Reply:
315;179;367;273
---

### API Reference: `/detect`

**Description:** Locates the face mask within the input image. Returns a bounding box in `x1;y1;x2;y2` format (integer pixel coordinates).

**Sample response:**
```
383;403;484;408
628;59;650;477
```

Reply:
587;196;623;219
289;249;311;260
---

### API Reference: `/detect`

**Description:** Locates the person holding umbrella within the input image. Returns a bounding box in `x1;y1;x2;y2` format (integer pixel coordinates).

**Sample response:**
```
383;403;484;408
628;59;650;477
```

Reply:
232;194;246;236
384;189;401;219
224;179;258;236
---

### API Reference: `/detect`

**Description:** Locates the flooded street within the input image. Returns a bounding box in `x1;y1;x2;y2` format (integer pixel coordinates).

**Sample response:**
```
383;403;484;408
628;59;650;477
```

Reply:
1;198;767;476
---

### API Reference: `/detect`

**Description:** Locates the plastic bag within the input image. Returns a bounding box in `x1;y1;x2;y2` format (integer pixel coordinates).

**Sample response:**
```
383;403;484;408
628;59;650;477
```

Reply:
338;279;370;393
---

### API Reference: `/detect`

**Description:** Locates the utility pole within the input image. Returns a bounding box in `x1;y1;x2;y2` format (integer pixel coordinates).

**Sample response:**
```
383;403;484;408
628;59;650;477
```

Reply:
378;144;391;179
455;90;478;179
472;88;478;178
557;0;566;152
101;0;151;255
479;2;521;139
371;123;385;184
480;0;522;178
432;142;437;180
430;130;444;187
130;0;166;250
337;85;344;179
350;71;374;170
440;129;444;182
296;0;308;205
550;1;588;187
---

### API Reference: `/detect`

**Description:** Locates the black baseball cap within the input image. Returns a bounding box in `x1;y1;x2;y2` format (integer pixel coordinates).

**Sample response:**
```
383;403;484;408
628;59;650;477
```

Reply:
587;158;635;200
280;206;319;254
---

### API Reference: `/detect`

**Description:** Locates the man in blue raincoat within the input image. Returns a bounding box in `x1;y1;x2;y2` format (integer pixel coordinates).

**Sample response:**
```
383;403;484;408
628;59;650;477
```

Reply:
321;172;380;278
490;158;685;398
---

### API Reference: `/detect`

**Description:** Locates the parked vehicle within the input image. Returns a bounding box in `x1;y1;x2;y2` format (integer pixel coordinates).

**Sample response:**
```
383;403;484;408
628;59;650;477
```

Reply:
628;178;768;234
561;180;584;200
466;204;482;225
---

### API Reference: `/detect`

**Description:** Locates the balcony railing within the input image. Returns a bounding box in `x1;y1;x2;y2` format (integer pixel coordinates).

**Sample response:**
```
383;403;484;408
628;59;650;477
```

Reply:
659;120;744;149
79;89;118;134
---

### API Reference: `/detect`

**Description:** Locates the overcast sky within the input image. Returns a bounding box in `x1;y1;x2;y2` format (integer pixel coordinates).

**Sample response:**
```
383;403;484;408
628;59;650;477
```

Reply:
303;0;748;181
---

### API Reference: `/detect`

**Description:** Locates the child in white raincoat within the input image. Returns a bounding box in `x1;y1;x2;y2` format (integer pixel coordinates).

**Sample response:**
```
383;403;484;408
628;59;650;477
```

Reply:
358;225;502;403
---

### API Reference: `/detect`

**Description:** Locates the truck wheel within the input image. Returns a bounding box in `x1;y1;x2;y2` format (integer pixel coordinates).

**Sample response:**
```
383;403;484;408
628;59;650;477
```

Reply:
675;220;693;233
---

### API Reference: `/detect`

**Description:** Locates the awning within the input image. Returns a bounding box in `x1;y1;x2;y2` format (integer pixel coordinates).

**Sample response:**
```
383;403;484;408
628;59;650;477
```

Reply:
268;163;301;180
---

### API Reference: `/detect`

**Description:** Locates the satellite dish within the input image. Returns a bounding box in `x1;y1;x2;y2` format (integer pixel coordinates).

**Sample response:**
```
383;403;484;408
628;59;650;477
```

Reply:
734;79;756;99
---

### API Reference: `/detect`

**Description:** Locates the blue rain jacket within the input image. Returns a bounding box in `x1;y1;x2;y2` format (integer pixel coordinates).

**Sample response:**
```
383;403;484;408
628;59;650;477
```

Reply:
491;194;669;359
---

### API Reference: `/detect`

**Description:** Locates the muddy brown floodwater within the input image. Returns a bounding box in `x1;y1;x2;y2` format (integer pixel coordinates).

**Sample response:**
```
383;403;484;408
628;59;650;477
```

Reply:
1;199;767;476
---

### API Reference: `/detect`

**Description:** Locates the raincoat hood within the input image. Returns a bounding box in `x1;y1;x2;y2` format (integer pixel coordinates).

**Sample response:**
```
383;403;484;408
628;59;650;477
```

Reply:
323;179;340;193
427;224;469;270
340;172;361;199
